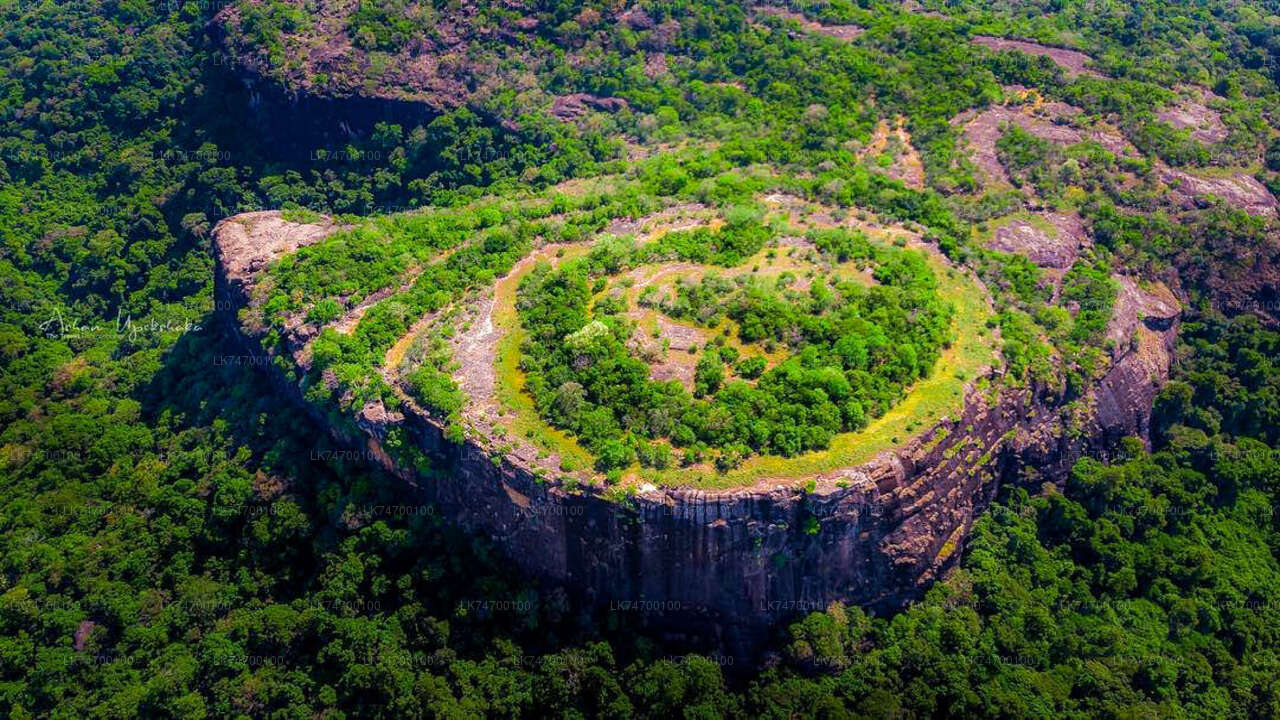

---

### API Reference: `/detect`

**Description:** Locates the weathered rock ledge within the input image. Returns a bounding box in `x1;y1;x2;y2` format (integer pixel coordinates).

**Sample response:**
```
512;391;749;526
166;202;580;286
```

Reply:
213;211;1180;657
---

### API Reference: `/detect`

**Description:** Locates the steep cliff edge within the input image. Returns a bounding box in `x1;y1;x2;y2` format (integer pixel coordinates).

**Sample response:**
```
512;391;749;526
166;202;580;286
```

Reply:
212;208;1180;655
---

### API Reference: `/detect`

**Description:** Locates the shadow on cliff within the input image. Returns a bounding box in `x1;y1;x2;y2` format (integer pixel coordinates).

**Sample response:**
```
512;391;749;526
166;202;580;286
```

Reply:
134;317;743;669
172;49;532;218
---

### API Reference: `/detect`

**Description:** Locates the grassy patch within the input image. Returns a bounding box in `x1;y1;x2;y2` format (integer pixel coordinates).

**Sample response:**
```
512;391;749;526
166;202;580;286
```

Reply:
490;244;598;475
635;237;997;489
483;212;997;490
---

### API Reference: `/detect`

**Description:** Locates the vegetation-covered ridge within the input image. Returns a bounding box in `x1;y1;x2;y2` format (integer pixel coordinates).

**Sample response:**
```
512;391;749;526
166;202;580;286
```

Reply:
3;0;1279;716
214;0;1277;488
515;219;954;473
234;161;997;487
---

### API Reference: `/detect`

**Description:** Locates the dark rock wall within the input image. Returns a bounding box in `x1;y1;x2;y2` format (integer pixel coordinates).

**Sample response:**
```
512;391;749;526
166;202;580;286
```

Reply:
214;217;1177;659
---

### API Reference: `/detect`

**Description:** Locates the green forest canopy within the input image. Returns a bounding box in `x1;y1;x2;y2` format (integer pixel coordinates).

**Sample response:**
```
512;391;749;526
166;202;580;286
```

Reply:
0;0;1277;716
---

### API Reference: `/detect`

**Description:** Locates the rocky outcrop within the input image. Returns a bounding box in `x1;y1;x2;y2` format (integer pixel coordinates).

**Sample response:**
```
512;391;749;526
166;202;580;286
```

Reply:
211;1;509;111
1157;87;1229;144
987;212;1088;270
756;6;865;41
550;94;631;121
209;0;659;146
1158;166;1278;218
971;36;1100;77
956;101;1084;187
213;211;1180;658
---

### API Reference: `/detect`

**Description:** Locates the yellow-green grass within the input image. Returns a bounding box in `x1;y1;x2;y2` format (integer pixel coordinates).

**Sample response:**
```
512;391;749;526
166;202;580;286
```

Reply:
977;210;1059;244
487;228;998;491
490;244;598;475
630;242;998;489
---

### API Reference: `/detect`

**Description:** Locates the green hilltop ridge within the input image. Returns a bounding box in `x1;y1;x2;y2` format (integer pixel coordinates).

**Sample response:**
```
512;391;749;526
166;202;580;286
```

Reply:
215;0;1280;488
4;0;1280;716
238;160;999;487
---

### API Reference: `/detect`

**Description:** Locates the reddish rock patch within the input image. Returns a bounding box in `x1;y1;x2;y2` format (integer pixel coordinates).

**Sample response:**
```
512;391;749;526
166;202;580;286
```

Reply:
972;36;1099;77
74;620;95;651
1159;166;1278;217
757;7;865;40
1087;129;1141;159
959;104;1083;186
215;1;487;109
551;93;630;121
212;211;338;290
987;212;1088;270
900;0;948;18
644;51;669;78
1157;89;1228;144
631;315;712;391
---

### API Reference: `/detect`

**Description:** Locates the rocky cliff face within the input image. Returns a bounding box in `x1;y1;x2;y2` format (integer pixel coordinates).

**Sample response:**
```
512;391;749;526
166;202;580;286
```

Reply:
213;211;1180;657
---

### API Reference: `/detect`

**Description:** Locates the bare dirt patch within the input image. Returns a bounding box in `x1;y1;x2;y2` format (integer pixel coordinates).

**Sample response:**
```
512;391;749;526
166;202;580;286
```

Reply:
972;36;1099;77
863;119;926;189
776;235;815;252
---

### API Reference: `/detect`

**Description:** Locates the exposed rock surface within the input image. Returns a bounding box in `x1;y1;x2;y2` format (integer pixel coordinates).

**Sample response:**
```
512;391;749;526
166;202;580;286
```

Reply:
1158;166;1278;217
1157;88;1229;144
551;94;631;121
213;0;515;109
972;36;1099;77
212;211;340;334
987;212;1087;269
757;7;865;40
954;95;1278;219
213;210;1179;657
958;102;1083;185
1094;278;1181;441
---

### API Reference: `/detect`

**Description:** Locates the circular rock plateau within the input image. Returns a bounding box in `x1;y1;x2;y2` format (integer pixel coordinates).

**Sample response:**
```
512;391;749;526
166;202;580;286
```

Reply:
213;171;1179;649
